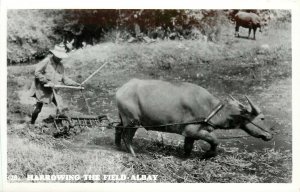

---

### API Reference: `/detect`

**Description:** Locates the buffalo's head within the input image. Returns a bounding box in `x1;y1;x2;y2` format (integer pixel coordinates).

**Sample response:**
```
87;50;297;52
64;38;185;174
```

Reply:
228;96;273;141
259;19;268;33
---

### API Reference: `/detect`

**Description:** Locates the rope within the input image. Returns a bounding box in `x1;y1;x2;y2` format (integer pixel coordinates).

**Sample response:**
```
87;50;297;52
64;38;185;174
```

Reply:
244;116;272;134
108;119;208;129
217;135;252;140
108;103;224;130
54;99;275;140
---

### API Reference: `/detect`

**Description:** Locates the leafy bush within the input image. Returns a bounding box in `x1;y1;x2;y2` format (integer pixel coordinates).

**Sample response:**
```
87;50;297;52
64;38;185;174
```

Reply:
7;10;63;64
7;9;291;64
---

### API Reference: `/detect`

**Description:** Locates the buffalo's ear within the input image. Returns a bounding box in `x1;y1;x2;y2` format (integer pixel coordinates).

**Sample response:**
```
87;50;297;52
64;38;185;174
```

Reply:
245;96;261;115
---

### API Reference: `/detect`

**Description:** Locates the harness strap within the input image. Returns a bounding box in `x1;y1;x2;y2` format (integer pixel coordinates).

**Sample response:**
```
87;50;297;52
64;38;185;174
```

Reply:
201;103;224;131
204;103;224;123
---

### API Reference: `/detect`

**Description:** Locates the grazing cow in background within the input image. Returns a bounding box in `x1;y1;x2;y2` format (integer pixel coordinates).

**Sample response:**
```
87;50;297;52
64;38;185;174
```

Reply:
234;11;263;40
115;79;272;157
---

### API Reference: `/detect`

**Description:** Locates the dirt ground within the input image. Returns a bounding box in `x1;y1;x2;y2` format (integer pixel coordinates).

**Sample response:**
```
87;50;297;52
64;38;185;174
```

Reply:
13;52;292;154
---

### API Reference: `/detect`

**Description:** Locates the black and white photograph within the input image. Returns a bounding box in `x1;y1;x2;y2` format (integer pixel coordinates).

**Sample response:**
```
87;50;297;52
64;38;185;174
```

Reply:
1;0;299;191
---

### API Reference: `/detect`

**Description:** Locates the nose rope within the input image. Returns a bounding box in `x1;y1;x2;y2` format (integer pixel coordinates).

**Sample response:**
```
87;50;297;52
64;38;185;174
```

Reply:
244;117;272;134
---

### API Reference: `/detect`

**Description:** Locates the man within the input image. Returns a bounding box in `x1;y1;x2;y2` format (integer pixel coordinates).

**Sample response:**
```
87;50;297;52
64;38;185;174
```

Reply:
29;44;81;124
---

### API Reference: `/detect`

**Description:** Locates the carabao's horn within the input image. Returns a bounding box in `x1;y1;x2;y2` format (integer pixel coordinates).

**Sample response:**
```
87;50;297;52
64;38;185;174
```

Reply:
245;96;261;114
229;95;246;109
229;95;235;101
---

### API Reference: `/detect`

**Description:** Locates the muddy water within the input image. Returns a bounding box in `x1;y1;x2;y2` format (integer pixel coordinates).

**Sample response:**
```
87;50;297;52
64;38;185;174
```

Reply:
62;76;292;152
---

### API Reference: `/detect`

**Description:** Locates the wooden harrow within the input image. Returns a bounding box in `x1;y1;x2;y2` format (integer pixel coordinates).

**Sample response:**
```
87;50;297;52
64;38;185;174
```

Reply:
54;115;108;129
45;62;113;135
52;114;112;135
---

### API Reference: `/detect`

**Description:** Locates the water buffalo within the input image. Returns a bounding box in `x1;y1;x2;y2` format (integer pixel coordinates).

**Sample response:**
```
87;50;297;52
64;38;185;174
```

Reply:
115;79;272;157
234;11;262;40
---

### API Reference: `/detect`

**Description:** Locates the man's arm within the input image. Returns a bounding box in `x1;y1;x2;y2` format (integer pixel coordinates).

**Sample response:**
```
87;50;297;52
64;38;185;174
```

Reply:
62;76;81;86
35;60;50;85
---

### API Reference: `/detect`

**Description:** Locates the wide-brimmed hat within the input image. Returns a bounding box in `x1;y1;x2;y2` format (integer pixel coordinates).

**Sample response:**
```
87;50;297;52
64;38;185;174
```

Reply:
50;44;68;59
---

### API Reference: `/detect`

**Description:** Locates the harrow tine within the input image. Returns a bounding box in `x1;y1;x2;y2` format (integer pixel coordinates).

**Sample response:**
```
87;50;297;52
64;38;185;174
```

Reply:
78;118;82;130
82;120;85;129
86;119;89;126
54;119;59;131
52;115;112;134
74;118;78;127
73;119;77;126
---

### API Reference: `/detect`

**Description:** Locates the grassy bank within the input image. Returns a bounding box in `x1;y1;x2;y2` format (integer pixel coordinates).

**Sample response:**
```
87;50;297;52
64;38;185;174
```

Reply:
7;10;62;63
8;135;127;183
63;23;291;98
8;133;292;183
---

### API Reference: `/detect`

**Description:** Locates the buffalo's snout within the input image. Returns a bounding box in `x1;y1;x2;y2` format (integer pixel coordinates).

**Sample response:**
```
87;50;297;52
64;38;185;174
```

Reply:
243;118;273;141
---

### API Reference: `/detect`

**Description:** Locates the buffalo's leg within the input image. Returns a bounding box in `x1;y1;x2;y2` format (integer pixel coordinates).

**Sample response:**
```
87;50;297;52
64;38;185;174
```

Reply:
235;25;240;37
248;28;252;39
197;130;219;157
183;127;219;157
115;123;123;148
184;137;195;157
253;28;257;40
122;127;138;157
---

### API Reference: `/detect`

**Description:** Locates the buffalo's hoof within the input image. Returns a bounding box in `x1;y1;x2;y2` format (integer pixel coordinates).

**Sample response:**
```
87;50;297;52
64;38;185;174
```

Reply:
203;150;217;159
115;143;122;149
183;152;191;158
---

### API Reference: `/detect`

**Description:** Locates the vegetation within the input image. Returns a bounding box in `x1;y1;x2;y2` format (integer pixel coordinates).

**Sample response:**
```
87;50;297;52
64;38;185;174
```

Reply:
8;134;291;183
7;10;63;63
7;9;292;183
7;9;290;64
